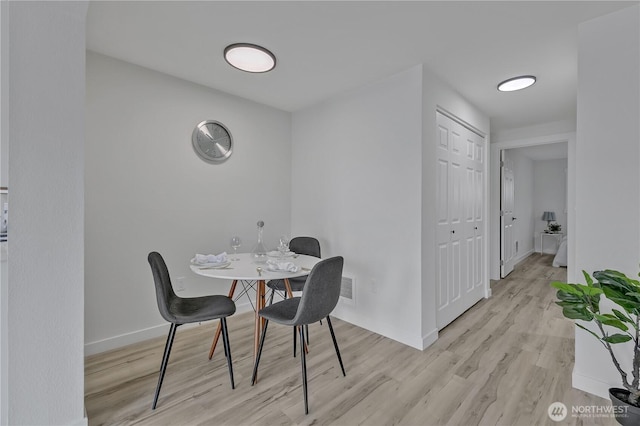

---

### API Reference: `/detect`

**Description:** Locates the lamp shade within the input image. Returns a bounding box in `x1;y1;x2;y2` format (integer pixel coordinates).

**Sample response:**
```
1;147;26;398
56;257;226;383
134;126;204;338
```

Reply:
542;211;556;222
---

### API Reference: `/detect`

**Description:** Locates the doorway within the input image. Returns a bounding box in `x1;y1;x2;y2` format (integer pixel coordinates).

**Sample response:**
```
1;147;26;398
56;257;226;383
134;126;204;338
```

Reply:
490;133;575;282
499;143;567;278
500;150;516;276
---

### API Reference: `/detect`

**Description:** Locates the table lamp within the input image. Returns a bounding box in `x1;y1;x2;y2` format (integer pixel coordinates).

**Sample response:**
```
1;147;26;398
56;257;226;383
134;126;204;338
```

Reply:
542;211;556;229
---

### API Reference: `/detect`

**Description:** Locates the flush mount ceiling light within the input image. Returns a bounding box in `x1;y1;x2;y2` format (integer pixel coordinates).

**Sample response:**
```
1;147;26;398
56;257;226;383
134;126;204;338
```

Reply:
497;75;536;92
224;43;276;73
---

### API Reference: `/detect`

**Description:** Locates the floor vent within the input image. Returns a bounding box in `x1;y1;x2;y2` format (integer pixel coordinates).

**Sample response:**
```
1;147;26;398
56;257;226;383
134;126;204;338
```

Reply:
340;276;353;301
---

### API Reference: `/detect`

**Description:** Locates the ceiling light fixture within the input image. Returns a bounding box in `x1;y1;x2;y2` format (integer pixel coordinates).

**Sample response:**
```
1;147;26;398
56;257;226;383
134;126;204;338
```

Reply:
497;75;536;92
224;43;276;73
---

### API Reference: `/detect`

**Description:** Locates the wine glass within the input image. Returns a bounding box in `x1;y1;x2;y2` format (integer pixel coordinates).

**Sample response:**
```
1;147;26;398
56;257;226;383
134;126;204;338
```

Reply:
278;235;290;258
230;236;241;261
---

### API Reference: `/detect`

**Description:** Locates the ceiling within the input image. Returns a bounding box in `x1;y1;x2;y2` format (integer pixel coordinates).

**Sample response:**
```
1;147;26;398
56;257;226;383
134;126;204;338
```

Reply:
86;1;636;134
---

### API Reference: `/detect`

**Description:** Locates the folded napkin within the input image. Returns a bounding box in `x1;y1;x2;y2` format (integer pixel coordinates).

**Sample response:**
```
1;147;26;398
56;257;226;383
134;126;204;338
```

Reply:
267;250;295;257
266;259;300;272
193;252;228;265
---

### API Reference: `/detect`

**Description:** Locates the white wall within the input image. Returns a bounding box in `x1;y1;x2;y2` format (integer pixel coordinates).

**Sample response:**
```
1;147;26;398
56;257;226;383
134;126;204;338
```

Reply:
291;66;424;348
421;67;490;344
4;2;88;424
507;149;535;261
533;159;567;253
573;5;640;399
85;52;292;354
0;2;7;423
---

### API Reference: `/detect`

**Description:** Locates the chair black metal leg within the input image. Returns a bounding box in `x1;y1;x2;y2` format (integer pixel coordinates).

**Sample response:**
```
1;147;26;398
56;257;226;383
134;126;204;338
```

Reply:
268;288;275;306
251;319;269;385
326;316;346;377
152;323;178;409
305;324;310;345
220;317;234;389
221;319;229;360
159;325;174;372
299;325;309;414
293;326;297;357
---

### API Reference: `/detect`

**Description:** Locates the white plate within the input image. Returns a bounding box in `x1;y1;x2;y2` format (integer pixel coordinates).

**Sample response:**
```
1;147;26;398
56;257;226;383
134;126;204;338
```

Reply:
191;260;231;269
267;251;295;258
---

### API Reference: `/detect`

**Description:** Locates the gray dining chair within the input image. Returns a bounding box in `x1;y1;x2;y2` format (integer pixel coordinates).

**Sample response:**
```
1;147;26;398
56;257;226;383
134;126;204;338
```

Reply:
251;256;346;415
267;236;321;301
267;236;321;355
148;251;236;409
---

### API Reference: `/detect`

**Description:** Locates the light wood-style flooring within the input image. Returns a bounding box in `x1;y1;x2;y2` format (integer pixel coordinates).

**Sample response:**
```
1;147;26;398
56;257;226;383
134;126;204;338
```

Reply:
85;254;614;425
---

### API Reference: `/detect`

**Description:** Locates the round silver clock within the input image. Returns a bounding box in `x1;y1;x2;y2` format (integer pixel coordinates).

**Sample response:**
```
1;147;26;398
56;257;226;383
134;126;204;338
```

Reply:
192;120;233;163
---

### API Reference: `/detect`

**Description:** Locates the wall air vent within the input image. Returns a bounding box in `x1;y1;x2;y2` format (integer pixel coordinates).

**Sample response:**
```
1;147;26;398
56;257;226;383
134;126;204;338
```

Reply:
340;276;354;303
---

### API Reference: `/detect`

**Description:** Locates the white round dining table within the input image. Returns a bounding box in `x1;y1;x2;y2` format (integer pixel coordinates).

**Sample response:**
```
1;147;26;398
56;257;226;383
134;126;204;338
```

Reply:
190;252;321;364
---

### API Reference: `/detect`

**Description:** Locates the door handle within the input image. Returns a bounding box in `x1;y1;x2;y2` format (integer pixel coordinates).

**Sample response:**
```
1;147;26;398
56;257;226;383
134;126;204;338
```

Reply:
512;217;517;221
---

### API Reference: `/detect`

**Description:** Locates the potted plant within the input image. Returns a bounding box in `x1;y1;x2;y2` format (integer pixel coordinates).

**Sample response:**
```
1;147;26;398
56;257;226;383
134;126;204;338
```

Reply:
548;222;562;233
552;269;640;425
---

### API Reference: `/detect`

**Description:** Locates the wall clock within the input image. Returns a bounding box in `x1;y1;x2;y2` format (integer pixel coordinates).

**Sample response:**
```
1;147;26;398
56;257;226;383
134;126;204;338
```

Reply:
191;120;233;163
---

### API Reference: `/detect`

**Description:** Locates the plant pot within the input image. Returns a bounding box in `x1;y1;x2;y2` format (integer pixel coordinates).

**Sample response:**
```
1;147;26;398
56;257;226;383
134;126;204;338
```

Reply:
609;388;640;426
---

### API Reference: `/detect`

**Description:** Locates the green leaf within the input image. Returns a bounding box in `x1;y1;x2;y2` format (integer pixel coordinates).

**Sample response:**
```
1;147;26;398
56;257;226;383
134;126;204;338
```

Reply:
557;291;584;303
563;306;594;321
555;301;588;309
580;286;604;297
612;309;633;323
602;334;633;344
626;292;640;300
583;270;595;287
594;313;629;331
595;270;640;292
602;286;640;313
551;282;583;296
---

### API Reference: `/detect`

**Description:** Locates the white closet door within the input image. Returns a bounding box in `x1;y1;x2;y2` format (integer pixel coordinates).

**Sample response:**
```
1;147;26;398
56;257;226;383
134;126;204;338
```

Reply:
436;112;485;330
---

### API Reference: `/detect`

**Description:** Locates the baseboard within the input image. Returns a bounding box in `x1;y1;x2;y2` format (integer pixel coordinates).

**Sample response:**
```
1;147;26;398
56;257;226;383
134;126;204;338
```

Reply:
331;307;424;350
572;369;614;400
422;328;438;350
514;249;534;265
70;413;88;426
85;300;254;356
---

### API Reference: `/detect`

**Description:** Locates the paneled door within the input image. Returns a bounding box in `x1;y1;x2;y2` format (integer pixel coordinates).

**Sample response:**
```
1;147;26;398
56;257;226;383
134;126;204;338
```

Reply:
500;150;516;277
436;111;486;330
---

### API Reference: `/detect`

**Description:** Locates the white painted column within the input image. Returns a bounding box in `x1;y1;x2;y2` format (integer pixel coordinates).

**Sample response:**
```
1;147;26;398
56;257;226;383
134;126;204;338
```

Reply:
572;5;640;398
3;2;88;424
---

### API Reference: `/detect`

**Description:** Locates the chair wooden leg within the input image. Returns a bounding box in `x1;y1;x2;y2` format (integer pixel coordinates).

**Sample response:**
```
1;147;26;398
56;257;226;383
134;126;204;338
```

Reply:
220;317;234;389
326;316;346;377
299;325;309;414
251;319;269;386
153;323;178;409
